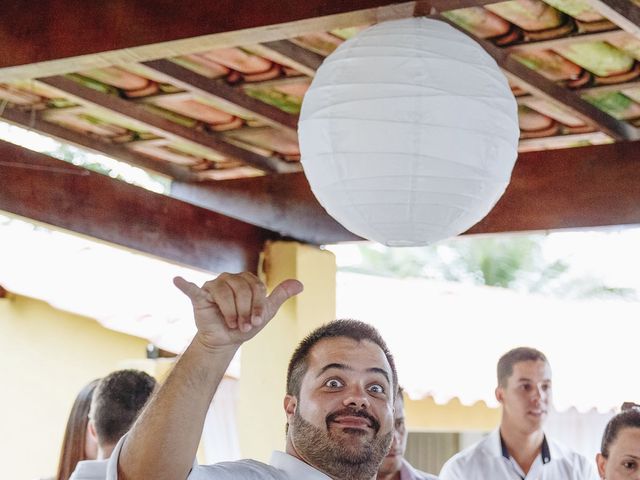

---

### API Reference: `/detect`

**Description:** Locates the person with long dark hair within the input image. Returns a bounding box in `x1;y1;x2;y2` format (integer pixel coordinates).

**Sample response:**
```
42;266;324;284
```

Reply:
53;379;100;480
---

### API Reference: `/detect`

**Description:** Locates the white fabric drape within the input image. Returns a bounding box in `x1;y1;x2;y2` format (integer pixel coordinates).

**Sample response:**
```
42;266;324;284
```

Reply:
545;407;614;462
337;271;640;412
200;376;242;463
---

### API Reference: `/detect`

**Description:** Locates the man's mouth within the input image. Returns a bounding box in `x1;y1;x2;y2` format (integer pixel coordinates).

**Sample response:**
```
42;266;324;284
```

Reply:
528;409;546;417
332;415;373;429
326;408;380;433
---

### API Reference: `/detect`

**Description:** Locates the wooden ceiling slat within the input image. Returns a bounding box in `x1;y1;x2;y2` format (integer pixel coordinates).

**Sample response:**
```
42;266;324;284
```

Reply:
254;41;326;77
500;58;639;141
0;107;197;181
140;59;299;135
172;141;640;243
581;80;640;95
437;16;640;141
0;139;272;273
37;75;291;173
506;30;627;54
0;1;415;81
586;0;640;37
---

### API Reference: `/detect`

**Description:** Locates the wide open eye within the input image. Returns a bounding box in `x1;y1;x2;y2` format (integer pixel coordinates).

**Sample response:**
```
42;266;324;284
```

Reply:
368;384;385;394
325;378;344;388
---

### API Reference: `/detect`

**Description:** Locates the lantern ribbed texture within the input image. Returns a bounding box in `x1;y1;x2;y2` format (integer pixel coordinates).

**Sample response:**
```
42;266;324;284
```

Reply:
298;18;520;246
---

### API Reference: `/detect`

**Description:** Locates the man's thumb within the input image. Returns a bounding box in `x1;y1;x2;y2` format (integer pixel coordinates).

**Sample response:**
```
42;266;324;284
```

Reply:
267;279;304;311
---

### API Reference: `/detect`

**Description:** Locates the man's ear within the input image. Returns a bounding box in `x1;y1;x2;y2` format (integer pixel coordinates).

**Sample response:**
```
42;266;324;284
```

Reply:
495;386;504;404
87;419;98;442
284;394;297;420
595;453;606;479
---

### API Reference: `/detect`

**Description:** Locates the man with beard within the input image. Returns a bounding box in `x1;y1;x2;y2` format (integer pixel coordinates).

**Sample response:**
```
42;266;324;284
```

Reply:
376;387;438;480
439;347;598;480
108;271;397;480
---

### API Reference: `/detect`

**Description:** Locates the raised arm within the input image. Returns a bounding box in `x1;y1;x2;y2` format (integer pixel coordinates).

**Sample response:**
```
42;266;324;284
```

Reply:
118;272;303;480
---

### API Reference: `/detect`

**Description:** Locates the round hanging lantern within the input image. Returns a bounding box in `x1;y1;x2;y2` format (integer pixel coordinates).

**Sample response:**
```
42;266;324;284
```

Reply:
298;18;519;246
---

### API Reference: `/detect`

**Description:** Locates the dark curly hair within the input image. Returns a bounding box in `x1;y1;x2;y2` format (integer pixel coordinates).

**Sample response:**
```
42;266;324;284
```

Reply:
90;369;156;446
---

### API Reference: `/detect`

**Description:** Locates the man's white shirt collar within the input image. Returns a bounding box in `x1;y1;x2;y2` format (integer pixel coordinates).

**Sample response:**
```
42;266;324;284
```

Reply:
485;429;559;480
270;451;332;479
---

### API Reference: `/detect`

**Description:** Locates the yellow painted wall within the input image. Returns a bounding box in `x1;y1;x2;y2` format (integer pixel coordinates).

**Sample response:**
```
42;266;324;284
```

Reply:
237;241;336;461
405;396;500;432
0;294;148;480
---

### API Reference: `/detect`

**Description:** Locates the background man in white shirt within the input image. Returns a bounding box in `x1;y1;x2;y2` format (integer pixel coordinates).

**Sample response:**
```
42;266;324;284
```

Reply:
111;271;398;480
439;347;598;480
376;386;438;480
70;369;156;480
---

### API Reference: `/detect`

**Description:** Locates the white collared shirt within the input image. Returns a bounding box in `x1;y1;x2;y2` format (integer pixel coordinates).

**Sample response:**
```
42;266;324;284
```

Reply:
70;459;108;480
400;458;439;480
187;451;331;479
106;434;331;479
439;429;599;480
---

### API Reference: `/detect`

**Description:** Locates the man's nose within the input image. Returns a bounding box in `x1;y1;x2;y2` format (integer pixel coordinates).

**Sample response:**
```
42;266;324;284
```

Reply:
343;385;370;409
532;385;547;402
391;429;401;448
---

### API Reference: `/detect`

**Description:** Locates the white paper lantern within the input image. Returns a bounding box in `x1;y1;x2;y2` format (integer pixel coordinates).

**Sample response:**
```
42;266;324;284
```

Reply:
298;18;519;246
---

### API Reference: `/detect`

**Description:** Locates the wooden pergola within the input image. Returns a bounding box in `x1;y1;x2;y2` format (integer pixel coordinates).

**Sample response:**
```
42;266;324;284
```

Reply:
2;0;640;274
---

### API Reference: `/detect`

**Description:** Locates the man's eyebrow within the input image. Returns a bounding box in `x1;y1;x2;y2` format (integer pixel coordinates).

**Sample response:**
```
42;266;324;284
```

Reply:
369;367;391;384
317;364;391;384
318;363;350;377
516;377;551;383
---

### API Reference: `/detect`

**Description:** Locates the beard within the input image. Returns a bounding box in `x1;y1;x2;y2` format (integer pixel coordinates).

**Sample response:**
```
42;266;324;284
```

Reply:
290;407;392;480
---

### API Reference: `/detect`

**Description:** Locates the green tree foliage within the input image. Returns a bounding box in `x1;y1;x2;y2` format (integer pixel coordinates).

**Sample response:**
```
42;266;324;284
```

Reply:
344;235;636;300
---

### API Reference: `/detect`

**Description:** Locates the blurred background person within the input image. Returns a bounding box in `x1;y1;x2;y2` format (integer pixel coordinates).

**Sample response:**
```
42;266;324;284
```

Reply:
69;369;156;480
49;379;100;480
440;347;598;479
597;403;640;480
377;386;438;480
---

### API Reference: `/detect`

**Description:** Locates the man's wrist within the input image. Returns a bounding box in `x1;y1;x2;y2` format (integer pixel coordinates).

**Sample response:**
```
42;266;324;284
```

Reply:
190;333;240;358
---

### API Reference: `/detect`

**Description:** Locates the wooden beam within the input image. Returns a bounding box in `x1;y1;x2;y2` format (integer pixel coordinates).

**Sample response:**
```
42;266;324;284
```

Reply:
580;80;640;95
0;139;273;272
467;141;640;234
437;15;640;141
173;141;640;243
140;59;298;134
37;75;291;172
0;1;415;81
500;58;639;141
429;0;509;10
517;132;610;150
507;30;626;54
171;173;362;245
253;41;326;77
585;0;640;37
0;107;198;181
